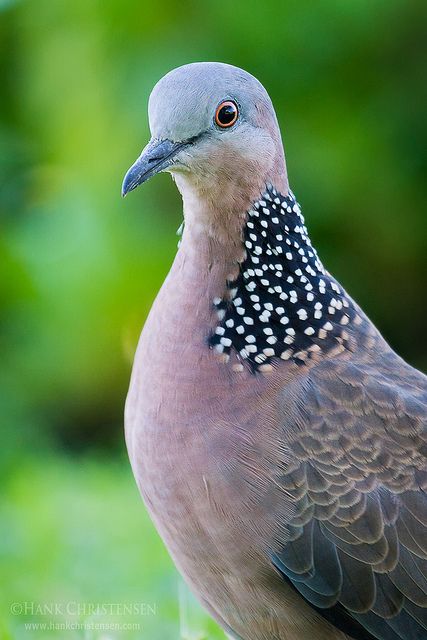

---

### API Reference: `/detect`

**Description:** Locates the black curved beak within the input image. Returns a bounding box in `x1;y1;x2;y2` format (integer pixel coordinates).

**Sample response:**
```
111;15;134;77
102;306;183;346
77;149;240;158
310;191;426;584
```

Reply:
121;138;186;197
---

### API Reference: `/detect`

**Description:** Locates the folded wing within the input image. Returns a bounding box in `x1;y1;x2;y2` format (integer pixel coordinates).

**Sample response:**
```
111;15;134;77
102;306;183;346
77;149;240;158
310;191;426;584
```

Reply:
272;355;427;640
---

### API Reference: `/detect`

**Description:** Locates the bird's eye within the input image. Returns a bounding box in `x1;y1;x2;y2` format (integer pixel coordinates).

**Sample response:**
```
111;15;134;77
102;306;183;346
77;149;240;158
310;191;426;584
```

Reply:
215;100;239;128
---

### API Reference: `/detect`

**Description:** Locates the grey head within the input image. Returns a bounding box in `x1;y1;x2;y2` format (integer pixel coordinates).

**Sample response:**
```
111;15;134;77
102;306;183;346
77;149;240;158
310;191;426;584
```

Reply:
122;62;288;233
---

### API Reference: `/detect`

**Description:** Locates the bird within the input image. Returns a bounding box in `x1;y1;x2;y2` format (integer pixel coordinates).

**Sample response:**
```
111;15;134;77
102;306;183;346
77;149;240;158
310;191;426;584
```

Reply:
122;62;427;640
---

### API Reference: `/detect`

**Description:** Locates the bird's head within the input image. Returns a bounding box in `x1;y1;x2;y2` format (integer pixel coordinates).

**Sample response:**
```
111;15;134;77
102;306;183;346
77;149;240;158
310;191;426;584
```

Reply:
122;62;288;242
122;64;360;370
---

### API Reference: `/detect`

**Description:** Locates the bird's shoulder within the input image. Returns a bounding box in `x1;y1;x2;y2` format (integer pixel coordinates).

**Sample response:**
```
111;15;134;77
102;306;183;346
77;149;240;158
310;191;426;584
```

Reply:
279;347;427;492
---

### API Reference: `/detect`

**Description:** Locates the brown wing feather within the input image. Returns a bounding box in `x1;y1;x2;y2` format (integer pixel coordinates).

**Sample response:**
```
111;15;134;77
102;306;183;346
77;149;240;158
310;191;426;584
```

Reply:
272;351;427;640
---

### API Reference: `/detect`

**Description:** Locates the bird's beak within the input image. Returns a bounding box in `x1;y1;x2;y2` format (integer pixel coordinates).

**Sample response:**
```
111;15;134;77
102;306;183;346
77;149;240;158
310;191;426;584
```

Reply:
121;138;186;197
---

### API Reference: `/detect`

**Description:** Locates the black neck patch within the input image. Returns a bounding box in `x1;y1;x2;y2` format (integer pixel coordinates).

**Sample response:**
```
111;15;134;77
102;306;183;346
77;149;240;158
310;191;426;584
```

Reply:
209;187;360;372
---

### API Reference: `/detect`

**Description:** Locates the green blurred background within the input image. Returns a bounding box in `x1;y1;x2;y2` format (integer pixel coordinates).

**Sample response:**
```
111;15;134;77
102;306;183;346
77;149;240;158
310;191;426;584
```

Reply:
1;0;426;638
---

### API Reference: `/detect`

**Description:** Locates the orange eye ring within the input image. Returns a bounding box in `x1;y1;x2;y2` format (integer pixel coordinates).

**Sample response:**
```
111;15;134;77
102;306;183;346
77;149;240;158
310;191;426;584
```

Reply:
215;100;239;128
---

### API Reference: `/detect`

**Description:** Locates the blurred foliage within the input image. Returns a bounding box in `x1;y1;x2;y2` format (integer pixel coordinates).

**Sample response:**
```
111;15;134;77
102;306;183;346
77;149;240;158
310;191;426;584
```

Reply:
0;454;223;638
0;0;426;637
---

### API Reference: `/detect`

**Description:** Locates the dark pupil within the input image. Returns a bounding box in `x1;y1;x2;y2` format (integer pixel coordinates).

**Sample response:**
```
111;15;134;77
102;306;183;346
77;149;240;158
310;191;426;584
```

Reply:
218;104;236;124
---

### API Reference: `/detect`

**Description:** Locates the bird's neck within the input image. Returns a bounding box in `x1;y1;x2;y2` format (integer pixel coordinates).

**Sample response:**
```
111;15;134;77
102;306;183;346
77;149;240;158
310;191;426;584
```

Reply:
178;185;364;372
174;142;288;248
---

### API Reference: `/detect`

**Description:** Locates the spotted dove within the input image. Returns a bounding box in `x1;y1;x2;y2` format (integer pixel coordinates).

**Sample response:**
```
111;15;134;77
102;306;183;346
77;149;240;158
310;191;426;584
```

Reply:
122;63;427;640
